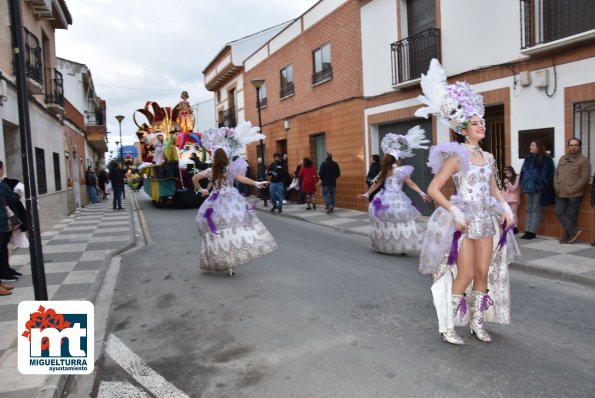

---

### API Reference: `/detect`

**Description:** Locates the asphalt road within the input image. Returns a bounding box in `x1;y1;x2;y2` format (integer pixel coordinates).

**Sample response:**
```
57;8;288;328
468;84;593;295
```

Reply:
90;192;595;398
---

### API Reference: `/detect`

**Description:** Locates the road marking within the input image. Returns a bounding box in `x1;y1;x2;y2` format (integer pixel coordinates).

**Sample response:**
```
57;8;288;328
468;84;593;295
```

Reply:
98;381;150;398
133;194;153;245
105;333;189;398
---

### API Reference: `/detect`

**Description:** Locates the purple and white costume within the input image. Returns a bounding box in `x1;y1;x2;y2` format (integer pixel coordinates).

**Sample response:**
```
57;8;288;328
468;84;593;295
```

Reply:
195;157;277;271
368;165;425;254
419;142;519;333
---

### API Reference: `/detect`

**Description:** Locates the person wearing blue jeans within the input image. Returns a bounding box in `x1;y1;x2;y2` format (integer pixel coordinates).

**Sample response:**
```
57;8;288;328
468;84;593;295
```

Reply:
85;166;99;204
108;161;125;210
267;153;290;213
318;152;341;214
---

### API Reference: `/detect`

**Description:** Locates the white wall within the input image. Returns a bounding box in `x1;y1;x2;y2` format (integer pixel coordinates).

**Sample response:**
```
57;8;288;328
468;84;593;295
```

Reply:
57;59;87;115
441;0;524;76
360;0;398;97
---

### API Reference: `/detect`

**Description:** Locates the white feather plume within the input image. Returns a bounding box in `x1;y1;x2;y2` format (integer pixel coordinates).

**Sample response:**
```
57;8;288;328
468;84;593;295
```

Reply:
235;121;266;145
405;125;430;150
414;58;447;119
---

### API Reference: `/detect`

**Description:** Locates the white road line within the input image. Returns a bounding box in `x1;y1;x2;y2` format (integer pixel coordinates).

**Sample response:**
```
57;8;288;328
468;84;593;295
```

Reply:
98;381;150;398
105;333;190;398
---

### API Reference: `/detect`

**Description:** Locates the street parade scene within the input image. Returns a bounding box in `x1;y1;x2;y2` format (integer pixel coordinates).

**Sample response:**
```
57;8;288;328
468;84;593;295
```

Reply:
0;0;594;397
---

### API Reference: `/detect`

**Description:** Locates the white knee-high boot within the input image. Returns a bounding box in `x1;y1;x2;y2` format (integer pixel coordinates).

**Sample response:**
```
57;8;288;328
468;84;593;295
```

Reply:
470;290;494;342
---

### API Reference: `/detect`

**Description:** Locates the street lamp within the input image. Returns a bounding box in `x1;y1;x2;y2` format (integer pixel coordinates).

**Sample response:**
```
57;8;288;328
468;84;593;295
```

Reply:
115;115;125;169
251;78;265;180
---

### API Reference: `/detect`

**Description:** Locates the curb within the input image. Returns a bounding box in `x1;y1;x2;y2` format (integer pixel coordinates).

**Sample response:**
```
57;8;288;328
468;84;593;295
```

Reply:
35;194;140;398
509;261;595;288
256;207;595;288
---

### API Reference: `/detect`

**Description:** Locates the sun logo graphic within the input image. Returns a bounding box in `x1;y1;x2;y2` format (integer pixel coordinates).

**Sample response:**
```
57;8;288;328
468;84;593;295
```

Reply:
18;301;94;374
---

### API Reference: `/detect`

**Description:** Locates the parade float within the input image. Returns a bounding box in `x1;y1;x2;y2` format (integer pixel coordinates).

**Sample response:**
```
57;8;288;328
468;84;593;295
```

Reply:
133;91;209;208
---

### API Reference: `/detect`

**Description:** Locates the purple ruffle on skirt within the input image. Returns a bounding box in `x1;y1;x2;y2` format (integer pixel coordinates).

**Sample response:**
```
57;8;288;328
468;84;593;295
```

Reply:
203;208;218;234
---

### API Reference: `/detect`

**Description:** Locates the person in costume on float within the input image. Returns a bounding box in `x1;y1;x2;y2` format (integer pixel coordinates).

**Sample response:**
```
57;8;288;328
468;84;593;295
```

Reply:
416;59;518;345
153;131;165;164
192;122;277;276
358;126;431;254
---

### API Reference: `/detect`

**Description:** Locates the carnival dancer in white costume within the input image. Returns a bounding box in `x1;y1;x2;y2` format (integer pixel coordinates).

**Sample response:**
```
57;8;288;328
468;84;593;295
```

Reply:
192;122;277;276
416;59;519;344
359;126;432;254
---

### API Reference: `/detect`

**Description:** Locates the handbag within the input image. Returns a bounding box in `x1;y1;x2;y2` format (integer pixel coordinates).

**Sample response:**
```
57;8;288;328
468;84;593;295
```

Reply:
287;177;300;192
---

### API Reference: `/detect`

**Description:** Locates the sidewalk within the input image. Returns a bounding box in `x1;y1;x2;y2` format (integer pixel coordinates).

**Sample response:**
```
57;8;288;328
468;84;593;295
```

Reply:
0;195;135;398
254;198;595;288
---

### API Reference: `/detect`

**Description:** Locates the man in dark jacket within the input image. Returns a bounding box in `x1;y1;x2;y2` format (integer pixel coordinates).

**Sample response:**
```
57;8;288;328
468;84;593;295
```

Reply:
108;162;125;210
366;154;381;201
85;166;99;204
267;153;290;213
318;152;341;214
0;161;22;285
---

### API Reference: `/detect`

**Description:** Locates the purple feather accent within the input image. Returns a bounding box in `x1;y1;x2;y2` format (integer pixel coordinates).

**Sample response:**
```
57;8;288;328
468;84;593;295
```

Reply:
480;293;494;311
426;142;470;176
447;230;462;266
208;191;219;202
459;296;468;320
371;196;389;218
203;208;218;234
246;200;257;211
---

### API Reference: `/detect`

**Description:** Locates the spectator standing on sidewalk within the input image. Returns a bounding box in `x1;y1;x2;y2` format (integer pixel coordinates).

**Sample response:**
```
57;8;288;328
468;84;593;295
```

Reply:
366;154;381;201
0;160;22;291
298;157;319;210
554;138;591;244
267;153;290;213
319;152;341;214
98;168;108;200
85;166;99;204
519;140;555;239
108;161;125;210
502;166;521;234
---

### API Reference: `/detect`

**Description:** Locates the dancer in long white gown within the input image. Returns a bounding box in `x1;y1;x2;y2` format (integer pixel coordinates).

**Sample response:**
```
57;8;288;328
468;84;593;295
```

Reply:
360;126;431;254
193;122;277;276
416;59;519;344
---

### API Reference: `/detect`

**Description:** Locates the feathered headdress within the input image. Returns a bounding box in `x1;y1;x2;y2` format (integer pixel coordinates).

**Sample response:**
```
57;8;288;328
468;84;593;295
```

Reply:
415;59;484;133
201;121;265;158
381;125;430;160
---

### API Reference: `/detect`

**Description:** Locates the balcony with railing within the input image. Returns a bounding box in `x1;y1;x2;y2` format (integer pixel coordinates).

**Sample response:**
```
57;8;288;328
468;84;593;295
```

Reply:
44;68;64;114
12;28;44;94
85;108;105;126
520;0;595;52
391;28;440;86
280;82;294;99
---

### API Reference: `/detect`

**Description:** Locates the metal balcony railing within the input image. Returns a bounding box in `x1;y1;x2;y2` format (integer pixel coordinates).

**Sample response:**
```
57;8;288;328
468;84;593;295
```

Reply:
391;28;440;85
520;0;595;49
86;108;105;125
312;66;332;85
280;82;294;98
23;27;43;86
44;68;64;107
